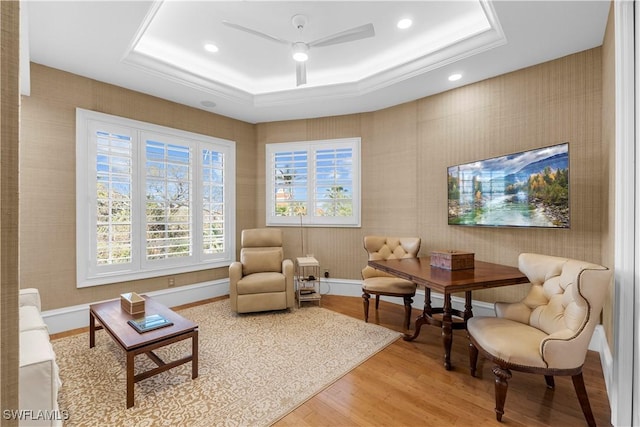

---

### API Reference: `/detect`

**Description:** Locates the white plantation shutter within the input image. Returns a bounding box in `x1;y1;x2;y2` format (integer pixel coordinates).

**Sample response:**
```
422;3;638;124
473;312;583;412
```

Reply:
94;126;133;267
144;139;193;261
266;138;360;227
76;109;236;287
202;148;226;255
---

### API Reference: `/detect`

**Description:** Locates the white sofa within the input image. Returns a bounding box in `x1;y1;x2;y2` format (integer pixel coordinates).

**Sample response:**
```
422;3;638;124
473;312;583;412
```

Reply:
19;288;62;426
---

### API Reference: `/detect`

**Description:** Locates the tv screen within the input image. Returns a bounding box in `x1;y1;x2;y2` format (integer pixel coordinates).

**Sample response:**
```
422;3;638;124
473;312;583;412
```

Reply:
447;143;569;228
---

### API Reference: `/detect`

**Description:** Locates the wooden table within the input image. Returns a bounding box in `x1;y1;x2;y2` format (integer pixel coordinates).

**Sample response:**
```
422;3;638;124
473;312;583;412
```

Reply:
368;256;528;370
89;296;199;408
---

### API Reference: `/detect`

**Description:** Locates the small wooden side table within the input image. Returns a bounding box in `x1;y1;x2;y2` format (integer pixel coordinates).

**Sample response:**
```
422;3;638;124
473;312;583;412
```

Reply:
295;256;321;307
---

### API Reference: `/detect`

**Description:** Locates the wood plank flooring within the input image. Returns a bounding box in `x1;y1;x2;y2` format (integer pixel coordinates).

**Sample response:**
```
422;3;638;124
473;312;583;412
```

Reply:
275;294;611;427
51;294;611;426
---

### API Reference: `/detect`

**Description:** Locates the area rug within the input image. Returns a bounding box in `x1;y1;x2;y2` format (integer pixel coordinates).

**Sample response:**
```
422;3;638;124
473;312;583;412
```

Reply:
52;299;401;426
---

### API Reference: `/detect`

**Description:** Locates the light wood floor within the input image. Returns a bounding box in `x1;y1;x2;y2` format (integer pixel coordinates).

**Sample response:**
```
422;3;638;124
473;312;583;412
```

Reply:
275;294;612;427
51;294;611;426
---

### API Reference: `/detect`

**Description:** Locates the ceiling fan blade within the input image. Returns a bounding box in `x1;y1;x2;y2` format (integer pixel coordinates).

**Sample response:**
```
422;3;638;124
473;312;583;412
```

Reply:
222;20;290;45
296;62;307;86
308;23;375;48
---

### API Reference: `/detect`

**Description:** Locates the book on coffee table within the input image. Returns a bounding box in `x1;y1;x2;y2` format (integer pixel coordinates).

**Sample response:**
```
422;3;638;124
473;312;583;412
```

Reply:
128;313;173;333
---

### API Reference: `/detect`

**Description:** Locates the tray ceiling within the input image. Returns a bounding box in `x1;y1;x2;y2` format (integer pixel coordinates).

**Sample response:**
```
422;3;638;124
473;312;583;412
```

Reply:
24;1;610;123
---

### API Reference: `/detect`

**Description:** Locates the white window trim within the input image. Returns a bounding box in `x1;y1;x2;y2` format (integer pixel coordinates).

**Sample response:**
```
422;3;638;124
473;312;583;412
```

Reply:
76;108;236;287
266;137;361;227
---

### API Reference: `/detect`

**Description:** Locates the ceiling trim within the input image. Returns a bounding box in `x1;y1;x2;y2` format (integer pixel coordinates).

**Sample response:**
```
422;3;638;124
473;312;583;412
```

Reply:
120;0;506;109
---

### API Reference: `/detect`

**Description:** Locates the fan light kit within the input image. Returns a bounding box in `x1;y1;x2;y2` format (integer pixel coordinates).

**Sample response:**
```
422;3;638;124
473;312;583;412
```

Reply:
292;42;309;62
223;14;375;86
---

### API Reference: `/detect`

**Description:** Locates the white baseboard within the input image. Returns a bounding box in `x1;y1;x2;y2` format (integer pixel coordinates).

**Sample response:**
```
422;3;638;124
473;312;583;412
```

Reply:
41;279;229;334
43;277;612;385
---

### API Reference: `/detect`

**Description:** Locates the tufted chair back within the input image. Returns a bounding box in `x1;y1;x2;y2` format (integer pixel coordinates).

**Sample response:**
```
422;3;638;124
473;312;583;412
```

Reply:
361;235;421;330
361;236;421;280
493;253;611;369
466;252;612;426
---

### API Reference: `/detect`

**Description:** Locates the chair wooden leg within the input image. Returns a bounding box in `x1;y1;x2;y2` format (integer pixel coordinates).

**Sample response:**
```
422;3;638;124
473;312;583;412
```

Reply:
375;294;380;309
402;295;413;330
492;365;512;422
362;292;370;323
468;341;478;377
544;375;555;389
572;372;596;427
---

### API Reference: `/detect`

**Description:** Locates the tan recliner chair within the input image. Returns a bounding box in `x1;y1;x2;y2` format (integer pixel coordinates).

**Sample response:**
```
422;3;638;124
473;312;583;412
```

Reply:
467;253;612;426
361;236;421;329
229;228;295;314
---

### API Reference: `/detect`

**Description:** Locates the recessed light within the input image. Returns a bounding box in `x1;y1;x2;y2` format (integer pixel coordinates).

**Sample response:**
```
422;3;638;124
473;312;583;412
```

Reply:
204;43;219;53
201;100;217;108
397;18;413;30
448;73;462;82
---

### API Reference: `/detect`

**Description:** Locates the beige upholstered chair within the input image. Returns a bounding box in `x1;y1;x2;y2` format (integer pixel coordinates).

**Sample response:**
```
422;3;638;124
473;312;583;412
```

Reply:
361;236;421;329
467;253;612;426
229;228;295;314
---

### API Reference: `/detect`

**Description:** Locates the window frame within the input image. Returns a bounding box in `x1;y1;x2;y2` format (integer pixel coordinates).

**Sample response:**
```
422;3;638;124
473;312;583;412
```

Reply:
76;109;236;287
265;137;361;227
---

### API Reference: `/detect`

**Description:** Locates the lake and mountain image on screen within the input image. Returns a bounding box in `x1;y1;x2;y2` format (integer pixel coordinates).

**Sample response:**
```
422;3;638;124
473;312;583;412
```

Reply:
447;143;569;228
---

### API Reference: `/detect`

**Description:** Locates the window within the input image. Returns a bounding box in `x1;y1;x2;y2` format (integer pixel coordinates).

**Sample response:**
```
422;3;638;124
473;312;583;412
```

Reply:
266;138;361;227
76;109;235;287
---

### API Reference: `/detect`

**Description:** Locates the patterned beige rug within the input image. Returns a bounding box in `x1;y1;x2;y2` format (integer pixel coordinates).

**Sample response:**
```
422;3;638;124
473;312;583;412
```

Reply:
52;299;401;426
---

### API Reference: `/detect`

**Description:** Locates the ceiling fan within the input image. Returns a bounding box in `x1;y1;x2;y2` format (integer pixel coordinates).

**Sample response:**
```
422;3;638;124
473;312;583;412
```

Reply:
223;15;375;87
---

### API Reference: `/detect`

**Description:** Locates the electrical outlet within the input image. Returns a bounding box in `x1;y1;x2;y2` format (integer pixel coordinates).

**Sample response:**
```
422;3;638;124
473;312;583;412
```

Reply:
324;269;329;278
168;277;175;287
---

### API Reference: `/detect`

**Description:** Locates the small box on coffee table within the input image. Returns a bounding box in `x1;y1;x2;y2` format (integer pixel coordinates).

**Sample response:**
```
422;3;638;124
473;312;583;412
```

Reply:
120;292;145;315
430;250;475;270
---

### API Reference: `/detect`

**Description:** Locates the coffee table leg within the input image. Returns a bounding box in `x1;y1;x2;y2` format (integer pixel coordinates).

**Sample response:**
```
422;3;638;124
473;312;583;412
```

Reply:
89;311;95;348
126;351;135;408
192;329;199;379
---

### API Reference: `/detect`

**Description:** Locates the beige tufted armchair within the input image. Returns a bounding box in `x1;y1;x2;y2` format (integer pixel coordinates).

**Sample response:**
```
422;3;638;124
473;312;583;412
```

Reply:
361;236;421;329
229;228;295;314
467;253;612;426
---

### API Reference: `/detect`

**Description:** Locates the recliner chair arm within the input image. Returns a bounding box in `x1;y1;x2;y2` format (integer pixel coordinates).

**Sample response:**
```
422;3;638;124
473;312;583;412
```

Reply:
282;259;295;308
229;261;243;285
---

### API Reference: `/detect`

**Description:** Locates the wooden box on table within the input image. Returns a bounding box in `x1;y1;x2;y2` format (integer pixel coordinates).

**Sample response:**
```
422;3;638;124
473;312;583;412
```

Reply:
430;250;475;270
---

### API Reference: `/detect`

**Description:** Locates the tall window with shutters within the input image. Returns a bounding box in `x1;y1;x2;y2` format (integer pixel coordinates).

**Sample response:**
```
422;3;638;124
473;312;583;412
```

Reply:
266;138;361;227
76;109;235;287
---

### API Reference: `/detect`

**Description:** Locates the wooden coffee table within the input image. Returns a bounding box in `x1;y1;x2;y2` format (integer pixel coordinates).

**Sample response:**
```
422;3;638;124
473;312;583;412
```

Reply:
89;296;198;408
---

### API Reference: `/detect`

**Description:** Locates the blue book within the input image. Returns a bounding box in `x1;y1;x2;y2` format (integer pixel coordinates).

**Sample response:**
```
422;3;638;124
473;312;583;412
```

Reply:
128;313;173;333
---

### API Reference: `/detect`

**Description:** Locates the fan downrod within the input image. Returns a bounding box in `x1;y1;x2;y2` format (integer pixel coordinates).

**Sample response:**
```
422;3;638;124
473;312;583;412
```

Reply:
291;14;308;31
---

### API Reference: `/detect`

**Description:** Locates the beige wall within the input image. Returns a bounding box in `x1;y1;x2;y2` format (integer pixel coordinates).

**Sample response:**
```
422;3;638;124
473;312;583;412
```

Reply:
258;47;605;307
19;64;257;310
21;46;610;339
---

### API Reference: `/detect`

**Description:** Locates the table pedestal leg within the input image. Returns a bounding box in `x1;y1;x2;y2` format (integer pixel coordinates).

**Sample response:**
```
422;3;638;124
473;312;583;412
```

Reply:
442;293;453;370
464;291;473;323
404;287;431;341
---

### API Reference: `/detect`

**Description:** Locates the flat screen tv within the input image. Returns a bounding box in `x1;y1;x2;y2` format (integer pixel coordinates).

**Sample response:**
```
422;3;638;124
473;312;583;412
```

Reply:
447;142;569;228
